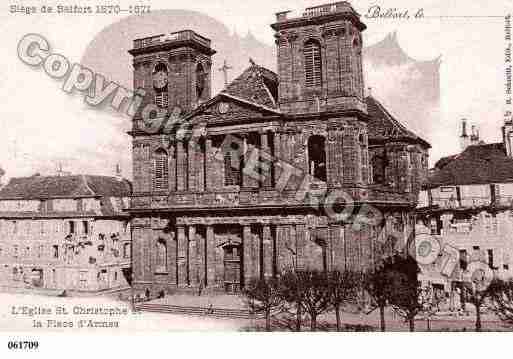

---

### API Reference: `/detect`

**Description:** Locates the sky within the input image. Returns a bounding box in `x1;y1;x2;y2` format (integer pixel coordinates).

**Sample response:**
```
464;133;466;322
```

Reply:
0;0;511;181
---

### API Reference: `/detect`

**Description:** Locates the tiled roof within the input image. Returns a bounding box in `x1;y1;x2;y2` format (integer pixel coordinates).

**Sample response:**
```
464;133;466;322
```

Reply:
222;62;278;110
428;142;513;187
0;175;131;200
365;96;430;148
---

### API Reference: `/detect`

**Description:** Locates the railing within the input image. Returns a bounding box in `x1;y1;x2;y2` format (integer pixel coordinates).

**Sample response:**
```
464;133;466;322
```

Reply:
131;186;415;210
276;2;353;22
430;195;513;209
133;30;211;50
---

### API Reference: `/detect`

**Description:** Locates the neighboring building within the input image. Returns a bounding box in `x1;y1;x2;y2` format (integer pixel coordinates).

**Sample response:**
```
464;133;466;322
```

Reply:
0;173;132;294
417;118;513;293
128;2;430;296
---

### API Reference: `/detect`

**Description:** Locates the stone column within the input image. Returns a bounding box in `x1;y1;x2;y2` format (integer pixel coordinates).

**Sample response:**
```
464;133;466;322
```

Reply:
169;142;177;191
260;131;273;188
198;138;206;192
262;224;273;278
206;225;216;287
188;225;197;286
176;140;186;191
188;140;197;192
177;225;187;286
205;137;214;191
273;132;283;187
295;224;306;271
242;224;253;287
253;227;262;280
167;231;177;285
197;227;206;286
241;134;250;189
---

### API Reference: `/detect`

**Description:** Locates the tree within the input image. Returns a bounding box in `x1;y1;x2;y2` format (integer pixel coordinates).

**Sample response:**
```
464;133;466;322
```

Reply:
419;286;444;331
297;270;332;331
389;271;423;332
243;277;283;331
363;268;393;332
462;279;494;331
279;270;306;331
383;254;422;332
489;279;513;326
328;270;361;331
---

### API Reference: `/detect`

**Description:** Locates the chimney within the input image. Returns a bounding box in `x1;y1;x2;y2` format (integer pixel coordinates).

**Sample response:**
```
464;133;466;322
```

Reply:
470;125;480;146
115;164;123;181
503;119;513;157
460;119;470;151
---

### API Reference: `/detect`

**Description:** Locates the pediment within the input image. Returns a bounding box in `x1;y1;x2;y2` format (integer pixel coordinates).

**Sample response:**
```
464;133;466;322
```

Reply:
186;93;280;126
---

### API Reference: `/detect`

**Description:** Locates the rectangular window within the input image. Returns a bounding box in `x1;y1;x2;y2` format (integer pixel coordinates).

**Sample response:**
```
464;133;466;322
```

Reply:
459;249;468;270
123;243;131;259
52;245;59;259
488;249;494;269
82;221;89;235
69;221;75;234
76;199;83;212
79;271;87;289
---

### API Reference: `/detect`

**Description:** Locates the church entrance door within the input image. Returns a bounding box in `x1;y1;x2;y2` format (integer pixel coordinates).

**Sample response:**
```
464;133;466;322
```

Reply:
223;244;241;293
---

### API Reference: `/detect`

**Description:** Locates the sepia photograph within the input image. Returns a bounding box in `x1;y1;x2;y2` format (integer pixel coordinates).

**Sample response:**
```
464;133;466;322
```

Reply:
0;0;512;357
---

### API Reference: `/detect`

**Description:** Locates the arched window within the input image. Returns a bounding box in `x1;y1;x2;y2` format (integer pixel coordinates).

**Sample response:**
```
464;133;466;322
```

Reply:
196;63;206;99
152;62;168;108
304;39;322;87
308;135;327;182
154;148;169;190
155;238;167;273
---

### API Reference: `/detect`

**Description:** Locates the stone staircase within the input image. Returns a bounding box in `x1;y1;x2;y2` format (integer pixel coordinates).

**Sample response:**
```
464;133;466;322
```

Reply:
135;302;262;319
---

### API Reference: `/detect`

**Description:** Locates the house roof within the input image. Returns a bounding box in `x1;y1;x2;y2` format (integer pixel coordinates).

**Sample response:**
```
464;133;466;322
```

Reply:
365;96;430;148
0;175;131;200
428;142;513;187
222;61;279;110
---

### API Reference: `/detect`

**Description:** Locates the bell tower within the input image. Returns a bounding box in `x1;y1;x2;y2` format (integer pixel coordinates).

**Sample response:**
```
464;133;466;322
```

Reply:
129;30;216;118
271;2;367;114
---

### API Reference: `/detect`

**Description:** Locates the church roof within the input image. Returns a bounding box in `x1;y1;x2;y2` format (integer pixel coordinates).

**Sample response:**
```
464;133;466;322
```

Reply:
0;175;131;200
365;96;430;148
428;142;513;188
222;61;279;110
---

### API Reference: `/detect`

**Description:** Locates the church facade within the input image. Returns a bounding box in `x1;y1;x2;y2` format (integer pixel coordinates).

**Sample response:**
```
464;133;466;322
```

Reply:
128;1;430;296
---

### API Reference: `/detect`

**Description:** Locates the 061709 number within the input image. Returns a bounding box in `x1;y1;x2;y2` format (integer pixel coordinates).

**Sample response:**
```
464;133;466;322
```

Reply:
7;341;39;350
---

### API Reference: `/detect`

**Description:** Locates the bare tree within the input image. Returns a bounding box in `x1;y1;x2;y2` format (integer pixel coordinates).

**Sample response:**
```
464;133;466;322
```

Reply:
463;280;494;332
389;271;423;332
419;286;443;331
328;270;361;331
279;270;306;331
243;277;283;331
296;270;331;331
489;279;513;327
363;268;393;332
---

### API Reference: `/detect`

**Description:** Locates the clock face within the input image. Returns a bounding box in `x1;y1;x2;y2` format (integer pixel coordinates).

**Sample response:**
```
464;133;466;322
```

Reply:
153;71;168;89
218;102;230;114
